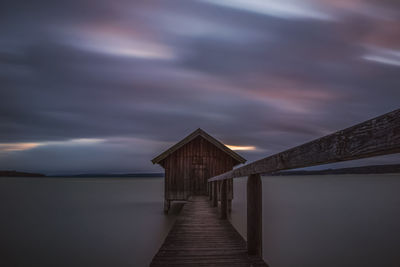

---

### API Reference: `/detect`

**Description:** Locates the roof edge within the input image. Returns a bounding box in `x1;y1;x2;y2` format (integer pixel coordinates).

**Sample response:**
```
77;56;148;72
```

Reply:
151;128;246;165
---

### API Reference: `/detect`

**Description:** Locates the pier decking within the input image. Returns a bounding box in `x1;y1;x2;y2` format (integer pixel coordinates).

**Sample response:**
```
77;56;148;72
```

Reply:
150;196;268;267
150;108;399;266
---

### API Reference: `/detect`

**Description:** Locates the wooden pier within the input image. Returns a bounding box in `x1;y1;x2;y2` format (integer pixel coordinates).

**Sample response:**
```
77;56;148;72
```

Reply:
150;108;400;266
150;196;268;267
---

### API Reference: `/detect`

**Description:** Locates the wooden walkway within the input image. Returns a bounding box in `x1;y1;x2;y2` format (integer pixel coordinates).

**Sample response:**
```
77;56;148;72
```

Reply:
150;196;268;267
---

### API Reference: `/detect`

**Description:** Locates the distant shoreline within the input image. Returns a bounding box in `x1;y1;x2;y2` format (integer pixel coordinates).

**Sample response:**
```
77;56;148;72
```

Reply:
49;173;165;178
0;171;164;178
0;171;46;177
268;164;400;176
2;164;400;177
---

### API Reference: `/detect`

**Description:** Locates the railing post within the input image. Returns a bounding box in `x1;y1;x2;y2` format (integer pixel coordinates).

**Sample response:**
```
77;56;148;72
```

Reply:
212;181;218;207
164;199;170;214
208;182;212;200
247;173;262;256
228;179;232;213
218;181;222;202
220;179;228;219
216;181;219;202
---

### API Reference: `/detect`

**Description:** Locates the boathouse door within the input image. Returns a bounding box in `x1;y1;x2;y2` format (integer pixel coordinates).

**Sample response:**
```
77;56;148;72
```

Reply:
191;166;208;195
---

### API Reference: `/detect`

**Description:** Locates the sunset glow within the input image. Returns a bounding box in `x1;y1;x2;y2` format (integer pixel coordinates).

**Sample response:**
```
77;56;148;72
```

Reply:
0;139;105;152
225;145;256;151
0;143;41;152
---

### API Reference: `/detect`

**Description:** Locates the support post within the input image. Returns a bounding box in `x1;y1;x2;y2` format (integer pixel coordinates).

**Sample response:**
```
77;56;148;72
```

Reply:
164;199;170;214
218;181;221;202
228;179;232;213
212;181;218;207
247;174;262;256
209;182;212;200
220;179;228;219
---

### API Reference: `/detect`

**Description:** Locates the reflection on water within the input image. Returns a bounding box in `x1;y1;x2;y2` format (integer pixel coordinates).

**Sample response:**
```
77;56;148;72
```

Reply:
1;175;400;267
0;177;179;267
231;174;400;267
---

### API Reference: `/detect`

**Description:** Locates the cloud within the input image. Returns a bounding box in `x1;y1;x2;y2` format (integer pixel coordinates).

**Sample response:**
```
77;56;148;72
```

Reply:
363;46;400;67
0;0;399;173
0;139;104;153
201;0;334;20
64;26;175;60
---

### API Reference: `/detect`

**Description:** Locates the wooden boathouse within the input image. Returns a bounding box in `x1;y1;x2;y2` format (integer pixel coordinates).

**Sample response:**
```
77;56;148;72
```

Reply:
150;108;399;266
152;128;246;213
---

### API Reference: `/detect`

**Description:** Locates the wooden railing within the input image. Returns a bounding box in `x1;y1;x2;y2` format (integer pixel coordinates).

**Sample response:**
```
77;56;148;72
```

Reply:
207;108;400;257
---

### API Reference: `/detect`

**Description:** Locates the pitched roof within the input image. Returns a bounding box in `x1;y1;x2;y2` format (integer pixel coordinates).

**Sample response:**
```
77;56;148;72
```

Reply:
151;128;246;165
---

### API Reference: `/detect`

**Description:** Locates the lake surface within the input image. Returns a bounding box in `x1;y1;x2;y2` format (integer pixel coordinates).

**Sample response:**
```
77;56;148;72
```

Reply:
1;175;400;266
0;177;179;267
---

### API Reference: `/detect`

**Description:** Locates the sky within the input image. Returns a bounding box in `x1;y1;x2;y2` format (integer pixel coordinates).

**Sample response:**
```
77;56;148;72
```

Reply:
0;0;399;174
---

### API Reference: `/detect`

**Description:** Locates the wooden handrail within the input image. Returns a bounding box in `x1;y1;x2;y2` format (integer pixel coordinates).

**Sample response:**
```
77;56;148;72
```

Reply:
207;108;400;258
208;108;400;182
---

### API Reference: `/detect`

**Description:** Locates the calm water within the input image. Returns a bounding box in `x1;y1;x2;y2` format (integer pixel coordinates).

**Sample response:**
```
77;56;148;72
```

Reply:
231;174;400;267
1;175;400;266
0;177;179;267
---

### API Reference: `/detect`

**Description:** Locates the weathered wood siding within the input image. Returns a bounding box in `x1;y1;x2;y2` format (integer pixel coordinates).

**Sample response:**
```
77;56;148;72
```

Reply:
160;136;236;201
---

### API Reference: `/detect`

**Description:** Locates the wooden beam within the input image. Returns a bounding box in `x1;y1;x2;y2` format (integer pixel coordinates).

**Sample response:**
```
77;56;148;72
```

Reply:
220;180;228;219
247;174;262;256
209;108;400;181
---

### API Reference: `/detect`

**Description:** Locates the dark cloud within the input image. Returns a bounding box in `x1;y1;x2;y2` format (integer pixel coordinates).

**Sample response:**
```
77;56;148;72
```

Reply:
0;0;399;173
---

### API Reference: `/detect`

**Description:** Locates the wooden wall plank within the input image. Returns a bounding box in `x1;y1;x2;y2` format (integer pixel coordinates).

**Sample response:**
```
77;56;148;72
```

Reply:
164;135;240;201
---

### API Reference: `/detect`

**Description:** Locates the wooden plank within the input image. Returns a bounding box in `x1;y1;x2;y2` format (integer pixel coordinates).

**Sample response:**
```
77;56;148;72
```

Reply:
247;174;262;256
209;108;400;181
150;196;268;267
